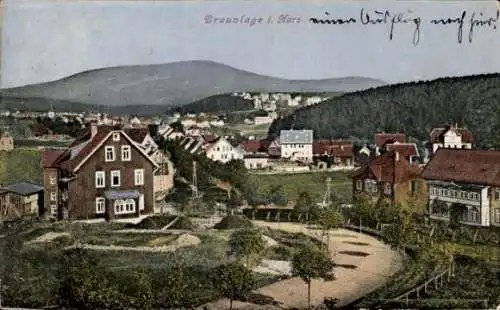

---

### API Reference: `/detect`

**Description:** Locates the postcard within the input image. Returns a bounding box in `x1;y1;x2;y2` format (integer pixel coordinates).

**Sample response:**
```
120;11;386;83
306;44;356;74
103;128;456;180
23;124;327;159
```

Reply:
0;1;499;310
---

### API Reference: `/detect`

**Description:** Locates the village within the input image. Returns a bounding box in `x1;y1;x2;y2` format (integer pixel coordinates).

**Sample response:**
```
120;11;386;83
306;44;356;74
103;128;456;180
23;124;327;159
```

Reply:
0;109;499;310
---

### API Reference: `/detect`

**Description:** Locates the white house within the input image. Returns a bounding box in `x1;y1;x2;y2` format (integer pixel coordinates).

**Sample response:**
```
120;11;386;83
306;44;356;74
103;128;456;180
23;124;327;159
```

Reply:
280;129;314;163
430;124;473;154
206;137;244;163
243;154;270;170
422;148;500;227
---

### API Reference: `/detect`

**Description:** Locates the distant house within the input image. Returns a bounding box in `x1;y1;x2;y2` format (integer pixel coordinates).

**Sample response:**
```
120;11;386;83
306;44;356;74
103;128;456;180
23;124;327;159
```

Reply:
280;129;314;163
0;133;14;152
385;142;419;164
180;136;205;155
421;148;500;227
41;124;159;220
313;140;354;167
374;133;406;149
429;124;473;154
351;150;427;210
0;182;44;219
206;137;244;163
267;138;281;158
240;140;270;170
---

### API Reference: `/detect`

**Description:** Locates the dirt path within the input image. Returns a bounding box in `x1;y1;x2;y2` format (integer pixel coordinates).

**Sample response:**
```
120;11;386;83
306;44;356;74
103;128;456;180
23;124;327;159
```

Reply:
201;221;403;310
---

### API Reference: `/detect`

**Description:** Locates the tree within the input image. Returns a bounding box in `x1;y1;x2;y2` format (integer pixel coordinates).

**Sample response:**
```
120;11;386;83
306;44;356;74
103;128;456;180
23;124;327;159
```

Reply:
382;209;416;251
228;228;266;268
58;248;122;309
291;244;334;310
295;191;313;222
211;262;255;310
160;258;190;308
317;207;344;255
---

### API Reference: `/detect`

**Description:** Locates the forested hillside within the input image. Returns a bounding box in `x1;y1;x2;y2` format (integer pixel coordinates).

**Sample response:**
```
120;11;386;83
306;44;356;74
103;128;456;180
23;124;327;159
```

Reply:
167;94;254;114
268;74;500;148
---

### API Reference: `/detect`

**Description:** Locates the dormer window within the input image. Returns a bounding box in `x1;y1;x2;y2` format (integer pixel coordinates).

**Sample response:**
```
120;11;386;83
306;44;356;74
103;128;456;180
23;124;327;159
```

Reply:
105;146;115;162
112;132;120;141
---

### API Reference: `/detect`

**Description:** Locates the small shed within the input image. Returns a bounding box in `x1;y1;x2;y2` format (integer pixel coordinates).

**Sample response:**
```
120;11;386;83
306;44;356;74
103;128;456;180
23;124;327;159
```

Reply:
0;181;44;219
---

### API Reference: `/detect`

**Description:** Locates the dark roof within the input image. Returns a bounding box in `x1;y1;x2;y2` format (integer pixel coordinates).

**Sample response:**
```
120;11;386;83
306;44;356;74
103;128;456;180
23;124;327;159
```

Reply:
374;133;406;147
124;128;149;143
352;150;421;184
313;140;354;157
421;148;500;186
1;181;44;196
430;126;474;144
41;149;66;168
385;143;419;158
46;125;157;172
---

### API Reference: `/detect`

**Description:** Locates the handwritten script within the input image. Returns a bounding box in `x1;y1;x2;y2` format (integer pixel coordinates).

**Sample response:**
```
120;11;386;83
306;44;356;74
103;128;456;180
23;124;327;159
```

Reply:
309;8;500;45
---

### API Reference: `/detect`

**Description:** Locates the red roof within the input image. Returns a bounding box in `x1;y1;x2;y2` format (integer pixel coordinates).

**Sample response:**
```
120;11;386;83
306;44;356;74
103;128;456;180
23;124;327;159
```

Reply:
421;149;500;186
241;141;262;153
313;140;353;157
41;149;65;168
385;143;418;158
352;150;421;184
374;133;406;147
430;126;474;144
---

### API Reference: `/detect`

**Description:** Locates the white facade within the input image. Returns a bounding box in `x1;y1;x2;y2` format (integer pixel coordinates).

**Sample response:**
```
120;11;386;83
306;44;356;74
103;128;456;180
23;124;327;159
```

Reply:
280;130;314;163
244;156;269;170
428;183;490;227
281;144;313;162
206;138;244;163
432;130;472;153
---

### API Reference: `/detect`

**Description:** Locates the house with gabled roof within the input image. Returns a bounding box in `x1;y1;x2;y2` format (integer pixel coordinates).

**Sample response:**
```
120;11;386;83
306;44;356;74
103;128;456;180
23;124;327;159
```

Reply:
205;136;244;163
374;133;406;148
352;150;427;211
421;148;500;227
429;124;473;154
280;129;314;163
41;123;159;220
313;140;354;167
385;142;419;164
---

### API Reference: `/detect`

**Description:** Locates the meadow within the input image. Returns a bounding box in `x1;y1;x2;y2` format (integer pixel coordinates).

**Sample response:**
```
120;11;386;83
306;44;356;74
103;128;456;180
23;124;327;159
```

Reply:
248;171;353;202
0;149;42;185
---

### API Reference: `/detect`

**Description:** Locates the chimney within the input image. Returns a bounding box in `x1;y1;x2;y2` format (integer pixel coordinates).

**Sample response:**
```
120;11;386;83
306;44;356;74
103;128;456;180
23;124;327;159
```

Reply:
90;122;98;138
395;151;400;161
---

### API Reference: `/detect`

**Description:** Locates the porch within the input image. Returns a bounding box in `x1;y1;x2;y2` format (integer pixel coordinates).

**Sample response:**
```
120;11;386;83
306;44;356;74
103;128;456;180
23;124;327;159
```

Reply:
102;190;145;219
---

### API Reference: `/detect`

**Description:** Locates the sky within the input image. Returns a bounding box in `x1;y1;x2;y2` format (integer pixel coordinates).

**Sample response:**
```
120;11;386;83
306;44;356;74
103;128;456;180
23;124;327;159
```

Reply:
1;0;500;88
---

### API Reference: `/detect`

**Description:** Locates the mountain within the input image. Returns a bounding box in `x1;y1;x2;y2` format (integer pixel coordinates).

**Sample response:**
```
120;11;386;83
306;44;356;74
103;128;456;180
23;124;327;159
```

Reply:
267;73;500;149
1;60;386;109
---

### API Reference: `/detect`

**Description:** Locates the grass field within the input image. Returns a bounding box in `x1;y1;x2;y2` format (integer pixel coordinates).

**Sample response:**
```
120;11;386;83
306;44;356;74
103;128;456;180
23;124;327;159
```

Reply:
229;123;271;136
0;149;42;185
248;171;352;202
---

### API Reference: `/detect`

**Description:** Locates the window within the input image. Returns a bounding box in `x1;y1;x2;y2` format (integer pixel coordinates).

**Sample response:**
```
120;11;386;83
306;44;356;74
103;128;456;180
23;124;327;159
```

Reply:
49;176;57;185
411;181;417;194
50;204;58;217
114;199;135;215
105;146;115;162
112;132;120;141
111;170;121;187
384;183;392;195
494;190;500;201
121;145;131;161
356;180;363;190
364;179;377;193
96;197;105;214
95;171;105;188
495;209;500;223
134;169;144;186
50;191;57;201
